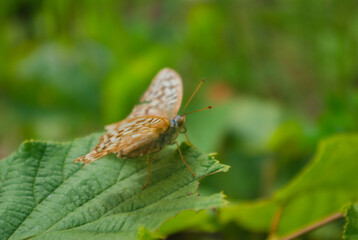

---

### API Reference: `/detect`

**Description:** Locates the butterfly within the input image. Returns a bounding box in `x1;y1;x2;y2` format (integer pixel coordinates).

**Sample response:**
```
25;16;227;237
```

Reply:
74;68;211;189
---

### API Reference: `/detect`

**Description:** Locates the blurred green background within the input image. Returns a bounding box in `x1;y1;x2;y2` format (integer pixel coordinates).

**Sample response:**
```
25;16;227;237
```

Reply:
1;0;358;239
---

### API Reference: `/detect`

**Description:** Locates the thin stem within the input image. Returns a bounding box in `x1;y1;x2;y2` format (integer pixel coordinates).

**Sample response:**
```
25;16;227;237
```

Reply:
273;212;343;240
270;207;283;236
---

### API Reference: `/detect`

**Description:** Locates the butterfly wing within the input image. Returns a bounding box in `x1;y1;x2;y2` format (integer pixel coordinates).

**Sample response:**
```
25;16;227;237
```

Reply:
105;68;182;131
75;116;170;166
130;68;183;118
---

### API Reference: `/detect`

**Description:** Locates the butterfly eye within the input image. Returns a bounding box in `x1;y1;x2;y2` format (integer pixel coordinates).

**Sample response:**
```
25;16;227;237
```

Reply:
180;127;187;134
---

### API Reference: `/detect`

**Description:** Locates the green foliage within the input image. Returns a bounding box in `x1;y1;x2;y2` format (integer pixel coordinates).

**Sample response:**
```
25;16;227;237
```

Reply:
344;204;358;240
221;135;358;238
1;0;358;239
156;209;221;237
1;0;358;157
0;134;229;240
192;97;283;200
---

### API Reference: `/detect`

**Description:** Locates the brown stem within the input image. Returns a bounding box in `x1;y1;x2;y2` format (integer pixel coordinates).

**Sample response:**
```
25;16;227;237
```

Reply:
270;207;283;236
276;212;344;240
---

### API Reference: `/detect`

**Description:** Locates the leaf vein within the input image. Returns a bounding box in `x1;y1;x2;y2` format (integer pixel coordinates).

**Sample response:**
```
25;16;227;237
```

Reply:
8;137;97;239
53;164;197;233
7;144;47;239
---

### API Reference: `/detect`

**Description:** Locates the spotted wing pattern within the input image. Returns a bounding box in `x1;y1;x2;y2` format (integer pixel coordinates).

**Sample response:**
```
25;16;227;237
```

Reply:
105;68;182;131
75;116;170;165
130;68;183;118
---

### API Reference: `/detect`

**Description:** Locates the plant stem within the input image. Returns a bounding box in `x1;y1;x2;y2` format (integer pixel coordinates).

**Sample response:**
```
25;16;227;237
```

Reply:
270;212;344;240
270;207;283;235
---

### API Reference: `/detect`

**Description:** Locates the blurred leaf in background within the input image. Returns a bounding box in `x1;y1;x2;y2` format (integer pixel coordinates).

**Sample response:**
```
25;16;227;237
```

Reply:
221;134;358;239
1;0;358;239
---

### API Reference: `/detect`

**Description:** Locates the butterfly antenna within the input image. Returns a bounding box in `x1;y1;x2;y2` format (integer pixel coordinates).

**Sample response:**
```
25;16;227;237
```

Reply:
183;106;212;116
182;78;205;112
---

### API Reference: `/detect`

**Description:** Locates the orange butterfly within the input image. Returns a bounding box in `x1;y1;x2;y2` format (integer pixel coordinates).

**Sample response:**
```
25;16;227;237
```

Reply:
74;68;211;189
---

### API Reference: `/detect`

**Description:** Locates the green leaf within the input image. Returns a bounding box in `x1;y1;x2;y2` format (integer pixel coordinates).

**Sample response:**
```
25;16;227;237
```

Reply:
221;200;279;232
0;133;229;240
344;204;358;240
156;209;220;237
221;134;358;239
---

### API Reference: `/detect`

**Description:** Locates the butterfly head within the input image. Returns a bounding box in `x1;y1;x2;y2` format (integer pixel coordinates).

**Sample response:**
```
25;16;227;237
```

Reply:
170;105;213;135
170;115;187;134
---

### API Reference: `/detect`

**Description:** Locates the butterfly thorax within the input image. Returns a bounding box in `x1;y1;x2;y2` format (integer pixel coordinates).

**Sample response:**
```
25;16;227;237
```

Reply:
159;115;186;147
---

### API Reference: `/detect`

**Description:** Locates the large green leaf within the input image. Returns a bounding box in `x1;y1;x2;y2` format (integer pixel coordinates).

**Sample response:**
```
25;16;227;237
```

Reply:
221;134;358;239
0;133;229;240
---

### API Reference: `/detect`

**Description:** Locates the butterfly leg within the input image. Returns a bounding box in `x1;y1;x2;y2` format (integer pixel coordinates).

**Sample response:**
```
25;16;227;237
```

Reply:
142;152;151;190
184;133;198;150
175;141;195;178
